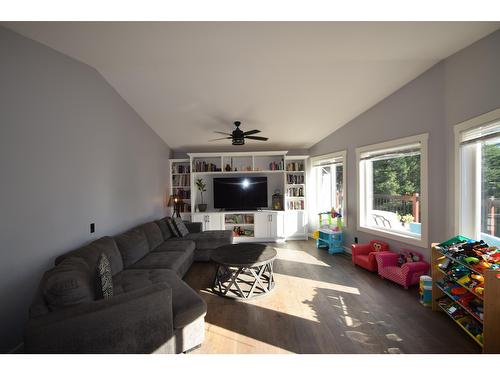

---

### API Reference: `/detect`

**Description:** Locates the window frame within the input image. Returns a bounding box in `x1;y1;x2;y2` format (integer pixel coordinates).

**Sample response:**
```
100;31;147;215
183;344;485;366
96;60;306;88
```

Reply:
356;134;429;247
310;150;347;226
454;107;500;240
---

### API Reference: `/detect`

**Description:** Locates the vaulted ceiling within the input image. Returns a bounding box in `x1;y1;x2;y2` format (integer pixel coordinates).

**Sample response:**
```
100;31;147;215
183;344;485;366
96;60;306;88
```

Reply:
5;22;499;151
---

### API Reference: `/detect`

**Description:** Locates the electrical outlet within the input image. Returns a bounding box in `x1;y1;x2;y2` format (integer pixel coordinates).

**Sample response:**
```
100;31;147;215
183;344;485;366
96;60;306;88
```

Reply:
90;223;95;234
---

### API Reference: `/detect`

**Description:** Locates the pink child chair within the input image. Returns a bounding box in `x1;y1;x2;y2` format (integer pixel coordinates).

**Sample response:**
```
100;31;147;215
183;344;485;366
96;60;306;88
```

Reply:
375;250;429;289
351;240;390;272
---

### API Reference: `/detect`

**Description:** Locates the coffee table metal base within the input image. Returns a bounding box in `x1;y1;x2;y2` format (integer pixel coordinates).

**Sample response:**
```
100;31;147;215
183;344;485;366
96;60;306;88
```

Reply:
213;262;275;300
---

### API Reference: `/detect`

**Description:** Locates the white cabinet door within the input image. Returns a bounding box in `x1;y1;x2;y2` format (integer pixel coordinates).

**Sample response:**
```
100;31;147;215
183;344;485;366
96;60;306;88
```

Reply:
192;213;204;224
271;212;285;239
205;213;223;230
284;211;307;238
192;213;207;231
254;212;270;238
192;213;221;231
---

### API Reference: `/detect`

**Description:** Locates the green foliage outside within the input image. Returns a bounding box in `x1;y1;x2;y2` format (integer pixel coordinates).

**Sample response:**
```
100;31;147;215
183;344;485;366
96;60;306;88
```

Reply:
372;154;420;219
483;143;500;198
482;142;500;238
373;155;420;195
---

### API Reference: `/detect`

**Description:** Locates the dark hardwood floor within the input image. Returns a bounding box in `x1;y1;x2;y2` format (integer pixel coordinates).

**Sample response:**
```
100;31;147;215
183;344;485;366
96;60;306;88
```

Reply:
184;240;480;354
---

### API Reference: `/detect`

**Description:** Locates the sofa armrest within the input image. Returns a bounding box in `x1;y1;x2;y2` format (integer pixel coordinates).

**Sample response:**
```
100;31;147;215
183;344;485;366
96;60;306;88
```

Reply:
25;283;174;354
351;243;372;257
374;251;399;268
184;221;202;233
401;261;430;274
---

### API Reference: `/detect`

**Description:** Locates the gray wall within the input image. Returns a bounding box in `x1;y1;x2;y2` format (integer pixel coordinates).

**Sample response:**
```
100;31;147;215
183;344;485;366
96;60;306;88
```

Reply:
309;29;500;258
0;27;171;352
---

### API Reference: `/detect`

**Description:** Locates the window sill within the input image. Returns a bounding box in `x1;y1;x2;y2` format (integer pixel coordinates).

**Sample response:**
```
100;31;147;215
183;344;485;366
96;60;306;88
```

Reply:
357;224;428;248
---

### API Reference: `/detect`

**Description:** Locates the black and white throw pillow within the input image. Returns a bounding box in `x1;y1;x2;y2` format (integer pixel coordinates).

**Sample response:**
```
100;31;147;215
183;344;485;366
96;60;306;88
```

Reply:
173;217;190;237
166;217;181;237
96;253;113;299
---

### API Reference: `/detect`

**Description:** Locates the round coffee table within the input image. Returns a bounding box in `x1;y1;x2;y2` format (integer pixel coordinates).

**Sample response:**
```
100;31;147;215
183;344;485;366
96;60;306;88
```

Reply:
211;243;277;300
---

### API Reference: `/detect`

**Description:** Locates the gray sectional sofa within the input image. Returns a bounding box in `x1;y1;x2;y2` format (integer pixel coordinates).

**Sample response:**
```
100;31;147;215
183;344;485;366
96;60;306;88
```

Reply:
24;217;233;354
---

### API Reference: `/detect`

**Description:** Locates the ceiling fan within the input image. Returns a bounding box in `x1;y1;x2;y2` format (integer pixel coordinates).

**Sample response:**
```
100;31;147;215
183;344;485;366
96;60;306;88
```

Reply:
209;121;268;145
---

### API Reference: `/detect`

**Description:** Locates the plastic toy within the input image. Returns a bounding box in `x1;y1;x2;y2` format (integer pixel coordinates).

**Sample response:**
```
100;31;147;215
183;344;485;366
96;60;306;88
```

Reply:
464;257;480;264
316;228;343;254
318;208;343;231
450;286;467;296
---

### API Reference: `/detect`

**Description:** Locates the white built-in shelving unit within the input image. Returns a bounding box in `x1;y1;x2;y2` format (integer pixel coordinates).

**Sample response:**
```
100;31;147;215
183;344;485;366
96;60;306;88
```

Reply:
168;159;191;221
169;151;308;242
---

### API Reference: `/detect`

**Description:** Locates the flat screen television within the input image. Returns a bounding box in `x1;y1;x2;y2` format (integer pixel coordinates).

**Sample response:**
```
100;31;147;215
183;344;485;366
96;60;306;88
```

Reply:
213;177;268;210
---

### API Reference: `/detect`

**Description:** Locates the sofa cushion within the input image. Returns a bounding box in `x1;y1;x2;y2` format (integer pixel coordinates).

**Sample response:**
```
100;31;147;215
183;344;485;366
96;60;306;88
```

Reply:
55;236;123;276
173;217;190;237
187;230;233;250
113;269;207;329
139;222;164;250
43;257;95;311
166;218;181;237
96;254;113;299
92;237;124;275
155;219;172;240
154;239;196;253
128;250;194;278
114;228;150;268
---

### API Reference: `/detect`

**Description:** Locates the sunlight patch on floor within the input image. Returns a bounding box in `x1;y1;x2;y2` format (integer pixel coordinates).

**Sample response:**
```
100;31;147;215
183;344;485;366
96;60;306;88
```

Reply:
386;333;403;342
387;347;403;354
273;247;330;266
279;274;360;295
194;323;293;354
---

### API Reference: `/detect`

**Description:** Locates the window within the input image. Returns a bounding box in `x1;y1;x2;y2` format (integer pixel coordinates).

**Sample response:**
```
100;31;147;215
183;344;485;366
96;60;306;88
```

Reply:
357;134;428;247
311;151;346;227
456;112;500;247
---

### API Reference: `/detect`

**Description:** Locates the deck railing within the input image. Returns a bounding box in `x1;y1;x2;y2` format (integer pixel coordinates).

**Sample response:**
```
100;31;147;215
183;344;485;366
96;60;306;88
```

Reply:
372;193;420;223
483;197;500;238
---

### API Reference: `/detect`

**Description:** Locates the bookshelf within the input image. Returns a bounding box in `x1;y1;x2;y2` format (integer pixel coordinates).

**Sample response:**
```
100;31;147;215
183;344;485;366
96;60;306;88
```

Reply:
169;159;191;219
285;156;306;211
284;155;308;239
170;151;308;242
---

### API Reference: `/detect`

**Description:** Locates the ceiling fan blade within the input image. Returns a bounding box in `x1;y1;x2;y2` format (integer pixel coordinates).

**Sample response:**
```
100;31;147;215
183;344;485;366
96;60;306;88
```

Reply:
242;129;261;136
208;137;232;142
245;136;268;141
214;131;232;136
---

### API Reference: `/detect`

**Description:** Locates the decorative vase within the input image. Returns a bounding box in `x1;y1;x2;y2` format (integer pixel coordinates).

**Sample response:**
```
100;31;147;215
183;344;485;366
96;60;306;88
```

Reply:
198;204;207;212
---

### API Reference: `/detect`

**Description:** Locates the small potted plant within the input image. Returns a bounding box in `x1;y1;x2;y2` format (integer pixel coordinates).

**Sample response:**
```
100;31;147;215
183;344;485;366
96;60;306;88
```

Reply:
397;213;414;229
195;178;207;212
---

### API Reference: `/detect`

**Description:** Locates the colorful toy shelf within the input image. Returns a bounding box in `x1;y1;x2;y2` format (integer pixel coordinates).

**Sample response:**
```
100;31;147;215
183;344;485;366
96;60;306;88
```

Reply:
431;236;500;353
437;296;484;348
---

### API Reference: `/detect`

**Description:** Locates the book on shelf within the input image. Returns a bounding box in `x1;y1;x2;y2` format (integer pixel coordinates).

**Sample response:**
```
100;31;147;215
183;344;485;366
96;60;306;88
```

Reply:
194;161;221;172
287;200;305;210
287;186;304;197
286;161;304;171
172;164;190;174
173;188;191;199
172;174;190;186
287;174;304;184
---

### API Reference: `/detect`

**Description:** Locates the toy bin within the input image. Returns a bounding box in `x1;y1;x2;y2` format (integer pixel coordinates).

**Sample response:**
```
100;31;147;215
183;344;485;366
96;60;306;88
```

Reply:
419;275;432;306
316;228;344;254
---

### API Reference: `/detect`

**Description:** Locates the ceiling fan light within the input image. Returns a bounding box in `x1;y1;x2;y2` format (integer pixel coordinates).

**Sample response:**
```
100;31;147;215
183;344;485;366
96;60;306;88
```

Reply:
232;138;245;145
